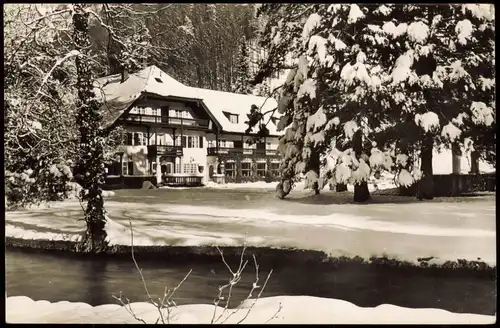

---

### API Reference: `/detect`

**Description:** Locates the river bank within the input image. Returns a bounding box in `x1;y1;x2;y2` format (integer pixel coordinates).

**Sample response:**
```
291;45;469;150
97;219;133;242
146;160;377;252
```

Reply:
6;295;495;324
5;237;496;277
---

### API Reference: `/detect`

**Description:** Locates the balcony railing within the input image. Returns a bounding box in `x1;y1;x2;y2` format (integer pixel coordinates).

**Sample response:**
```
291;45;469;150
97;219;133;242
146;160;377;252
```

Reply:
148;145;183;157
119;113;209;128
163;175;203;187
207;147;279;157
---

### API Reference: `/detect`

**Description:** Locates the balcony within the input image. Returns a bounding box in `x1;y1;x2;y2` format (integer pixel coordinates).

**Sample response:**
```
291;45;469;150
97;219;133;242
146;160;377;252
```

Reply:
147;145;183;157
207;147;279;157
119;113;209;129
163;174;203;187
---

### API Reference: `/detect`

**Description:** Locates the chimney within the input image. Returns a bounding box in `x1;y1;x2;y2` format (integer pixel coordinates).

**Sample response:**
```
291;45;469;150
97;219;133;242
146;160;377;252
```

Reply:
121;69;129;83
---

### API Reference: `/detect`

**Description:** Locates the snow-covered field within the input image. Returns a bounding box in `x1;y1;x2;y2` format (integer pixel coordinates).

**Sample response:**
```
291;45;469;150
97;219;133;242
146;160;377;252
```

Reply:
6;295;495;324
5;186;496;265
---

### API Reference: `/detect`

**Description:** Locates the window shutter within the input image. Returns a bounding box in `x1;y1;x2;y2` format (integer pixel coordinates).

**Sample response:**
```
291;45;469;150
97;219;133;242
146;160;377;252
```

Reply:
200;136;204;148
133;133;140;146
127;133;133;146
181;136;186;147
128;162;134;175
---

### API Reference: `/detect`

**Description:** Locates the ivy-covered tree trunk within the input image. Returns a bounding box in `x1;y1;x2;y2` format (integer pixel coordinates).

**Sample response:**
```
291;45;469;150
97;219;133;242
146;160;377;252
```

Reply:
73;5;109;253
417;133;434;200
353;130;370;202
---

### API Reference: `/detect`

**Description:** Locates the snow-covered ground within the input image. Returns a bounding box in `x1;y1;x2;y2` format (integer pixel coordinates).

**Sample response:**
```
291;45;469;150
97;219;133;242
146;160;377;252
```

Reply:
202;171;397;191
5;188;496;265
6;295;495;324
202;180;395;192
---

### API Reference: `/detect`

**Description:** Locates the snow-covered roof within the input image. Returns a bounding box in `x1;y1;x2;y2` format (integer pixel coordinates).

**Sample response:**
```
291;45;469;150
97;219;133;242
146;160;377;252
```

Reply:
94;65;280;136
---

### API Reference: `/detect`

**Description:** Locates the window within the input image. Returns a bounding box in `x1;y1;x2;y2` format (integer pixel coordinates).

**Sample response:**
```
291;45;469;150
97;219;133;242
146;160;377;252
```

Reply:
193;136;200;148
183;163;198;175
166;163;173;174
152;163;157;175
257;162;266;178
241;162;252;177
270;162;280;177
157;134;165;146
223;111;239;124
138;107;146;115
140;133;147;146
175;110;183;118
219;140;226;148
182;136;203;148
152;108;158;116
229;114;238;124
225;162;236;177
132;132;147;146
122;159;134;176
126;133;133;146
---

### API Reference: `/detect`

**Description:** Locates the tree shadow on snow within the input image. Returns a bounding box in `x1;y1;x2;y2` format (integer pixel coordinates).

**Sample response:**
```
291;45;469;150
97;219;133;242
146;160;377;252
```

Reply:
284;190;495;206
283;192;421;206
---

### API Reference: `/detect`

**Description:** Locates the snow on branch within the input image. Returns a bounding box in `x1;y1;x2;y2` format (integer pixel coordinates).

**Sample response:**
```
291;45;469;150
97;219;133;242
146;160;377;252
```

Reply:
34;50;80;98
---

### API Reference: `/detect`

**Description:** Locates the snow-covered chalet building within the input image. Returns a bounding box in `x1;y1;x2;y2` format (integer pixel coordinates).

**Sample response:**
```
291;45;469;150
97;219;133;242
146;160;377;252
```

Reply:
94;65;281;187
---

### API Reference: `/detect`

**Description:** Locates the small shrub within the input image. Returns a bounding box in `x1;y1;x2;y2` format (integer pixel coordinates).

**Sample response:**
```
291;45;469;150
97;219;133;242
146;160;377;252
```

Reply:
5;161;75;209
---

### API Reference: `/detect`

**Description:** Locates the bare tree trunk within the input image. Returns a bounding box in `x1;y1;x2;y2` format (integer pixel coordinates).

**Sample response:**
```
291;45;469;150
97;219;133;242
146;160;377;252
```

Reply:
73;4;108;253
417;133;434;200
336;183;348;192
452;143;461;174
353;130;370;202
470;150;480;174
309;149;320;195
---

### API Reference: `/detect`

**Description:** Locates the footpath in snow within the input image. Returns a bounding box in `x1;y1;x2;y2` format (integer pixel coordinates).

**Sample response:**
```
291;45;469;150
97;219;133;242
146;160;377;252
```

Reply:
6;295;495;324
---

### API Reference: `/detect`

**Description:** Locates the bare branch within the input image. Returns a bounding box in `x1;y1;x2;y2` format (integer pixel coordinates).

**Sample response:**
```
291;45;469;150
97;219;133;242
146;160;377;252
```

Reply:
26;8;72;26
34;50;81;99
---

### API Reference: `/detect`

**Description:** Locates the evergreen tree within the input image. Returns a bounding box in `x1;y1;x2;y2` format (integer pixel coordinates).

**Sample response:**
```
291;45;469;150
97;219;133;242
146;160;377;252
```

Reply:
233;38;253;94
248;4;495;202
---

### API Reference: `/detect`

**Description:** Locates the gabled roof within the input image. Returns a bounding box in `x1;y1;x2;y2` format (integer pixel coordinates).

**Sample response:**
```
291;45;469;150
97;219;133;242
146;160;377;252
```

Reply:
93;65;281;136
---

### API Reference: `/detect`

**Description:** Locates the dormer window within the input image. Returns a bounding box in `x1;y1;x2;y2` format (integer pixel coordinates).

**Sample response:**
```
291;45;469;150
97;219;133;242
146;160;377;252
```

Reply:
155;77;163;83
223;111;239;124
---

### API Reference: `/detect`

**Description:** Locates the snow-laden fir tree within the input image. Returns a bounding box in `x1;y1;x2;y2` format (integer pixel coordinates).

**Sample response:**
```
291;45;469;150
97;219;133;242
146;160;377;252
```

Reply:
232;37;253;94
248;4;495;201
251;4;315;86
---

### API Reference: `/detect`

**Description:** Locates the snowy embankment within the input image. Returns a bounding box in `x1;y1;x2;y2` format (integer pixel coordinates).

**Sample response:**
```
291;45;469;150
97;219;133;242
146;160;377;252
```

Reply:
6;295;495;324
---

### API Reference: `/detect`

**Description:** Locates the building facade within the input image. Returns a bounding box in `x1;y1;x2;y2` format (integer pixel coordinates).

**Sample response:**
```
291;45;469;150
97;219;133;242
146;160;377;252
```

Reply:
98;65;282;186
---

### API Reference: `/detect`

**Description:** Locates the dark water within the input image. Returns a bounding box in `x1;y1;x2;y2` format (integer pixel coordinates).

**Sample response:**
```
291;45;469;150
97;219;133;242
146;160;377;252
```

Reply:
5;249;496;315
